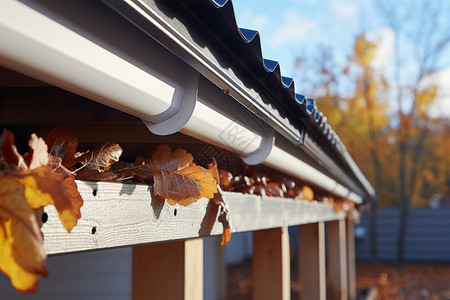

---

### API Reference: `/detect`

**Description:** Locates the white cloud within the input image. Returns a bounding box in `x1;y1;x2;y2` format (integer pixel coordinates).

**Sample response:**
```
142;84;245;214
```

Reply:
421;67;450;118
331;1;358;20
271;11;316;48
369;28;396;74
235;10;269;31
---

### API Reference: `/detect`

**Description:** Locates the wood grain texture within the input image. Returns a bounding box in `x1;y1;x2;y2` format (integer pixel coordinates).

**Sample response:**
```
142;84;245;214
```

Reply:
299;222;326;300
41;181;346;255
132;238;203;300
346;219;357;300
252;227;290;300
326;220;348;300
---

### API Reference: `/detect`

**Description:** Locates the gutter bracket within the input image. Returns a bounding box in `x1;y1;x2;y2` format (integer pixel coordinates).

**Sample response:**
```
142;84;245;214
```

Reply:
142;69;199;135
241;128;275;165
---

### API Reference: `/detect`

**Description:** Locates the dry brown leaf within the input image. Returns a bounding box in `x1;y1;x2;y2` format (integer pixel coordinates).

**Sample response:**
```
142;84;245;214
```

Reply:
26;134;49;170
213;188;232;246
221;227;232;246
333;203;343;213
114;159;180;181
0;129;84;293
207;161;232;245
47;156;71;177
59;176;83;230
174;165;218;205
153;164;217;206
152;169;200;206
75;143;122;171
13;166;81;232
218;170;233;190
170;148;193;169
208;158;219;183
151;144;193;170
45;126;78;168
76;168;118;181
0;176;48;292
0;129;27;170
265;182;283;197
151;144;172;162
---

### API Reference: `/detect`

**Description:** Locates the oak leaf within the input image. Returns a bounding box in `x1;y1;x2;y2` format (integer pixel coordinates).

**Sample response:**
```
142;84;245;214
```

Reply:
0;176;48;292
1;130;84;232
0;129;84;293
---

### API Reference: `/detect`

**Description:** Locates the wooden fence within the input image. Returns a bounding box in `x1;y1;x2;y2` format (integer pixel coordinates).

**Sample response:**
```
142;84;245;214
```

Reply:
356;208;450;262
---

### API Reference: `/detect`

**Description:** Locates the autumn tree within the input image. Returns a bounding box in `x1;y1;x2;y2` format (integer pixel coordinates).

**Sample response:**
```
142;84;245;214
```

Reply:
296;0;450;265
296;35;393;261
376;0;450;266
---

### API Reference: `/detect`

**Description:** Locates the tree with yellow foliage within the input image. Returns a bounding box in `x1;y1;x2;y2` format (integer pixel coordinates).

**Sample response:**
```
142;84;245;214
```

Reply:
296;26;450;264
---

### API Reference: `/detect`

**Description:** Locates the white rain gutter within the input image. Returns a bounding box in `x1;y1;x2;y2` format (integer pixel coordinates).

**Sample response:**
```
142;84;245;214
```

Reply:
0;0;363;203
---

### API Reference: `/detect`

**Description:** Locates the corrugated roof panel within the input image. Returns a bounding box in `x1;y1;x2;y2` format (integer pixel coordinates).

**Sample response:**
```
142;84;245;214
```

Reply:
104;0;376;201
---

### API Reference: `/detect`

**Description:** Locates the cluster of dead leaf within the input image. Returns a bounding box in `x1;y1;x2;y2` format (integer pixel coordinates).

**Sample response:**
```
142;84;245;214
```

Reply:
0;126;230;293
217;169;315;201
0;126;358;293
217;167;359;222
0;127;83;292
330;198;359;223
356;262;450;299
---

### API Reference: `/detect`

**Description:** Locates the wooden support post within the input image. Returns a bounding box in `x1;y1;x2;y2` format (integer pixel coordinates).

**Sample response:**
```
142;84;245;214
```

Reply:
253;227;290;300
346;219;357;300
132;238;203;300
326;220;348;300
299;222;326;300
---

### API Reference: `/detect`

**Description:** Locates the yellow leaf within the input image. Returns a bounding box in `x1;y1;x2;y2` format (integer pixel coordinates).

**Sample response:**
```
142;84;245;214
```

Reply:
157;165;218;206
12;167;82;232
221;227;231;246
153;169;201;206
175;165;218;204
0;176;48;293
302;185;314;201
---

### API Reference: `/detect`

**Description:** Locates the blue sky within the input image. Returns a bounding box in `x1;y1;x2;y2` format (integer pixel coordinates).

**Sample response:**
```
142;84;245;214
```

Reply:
232;0;378;79
231;0;450;117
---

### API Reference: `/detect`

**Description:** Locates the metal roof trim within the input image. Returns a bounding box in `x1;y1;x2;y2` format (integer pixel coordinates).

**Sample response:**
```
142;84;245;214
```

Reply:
104;0;376;202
